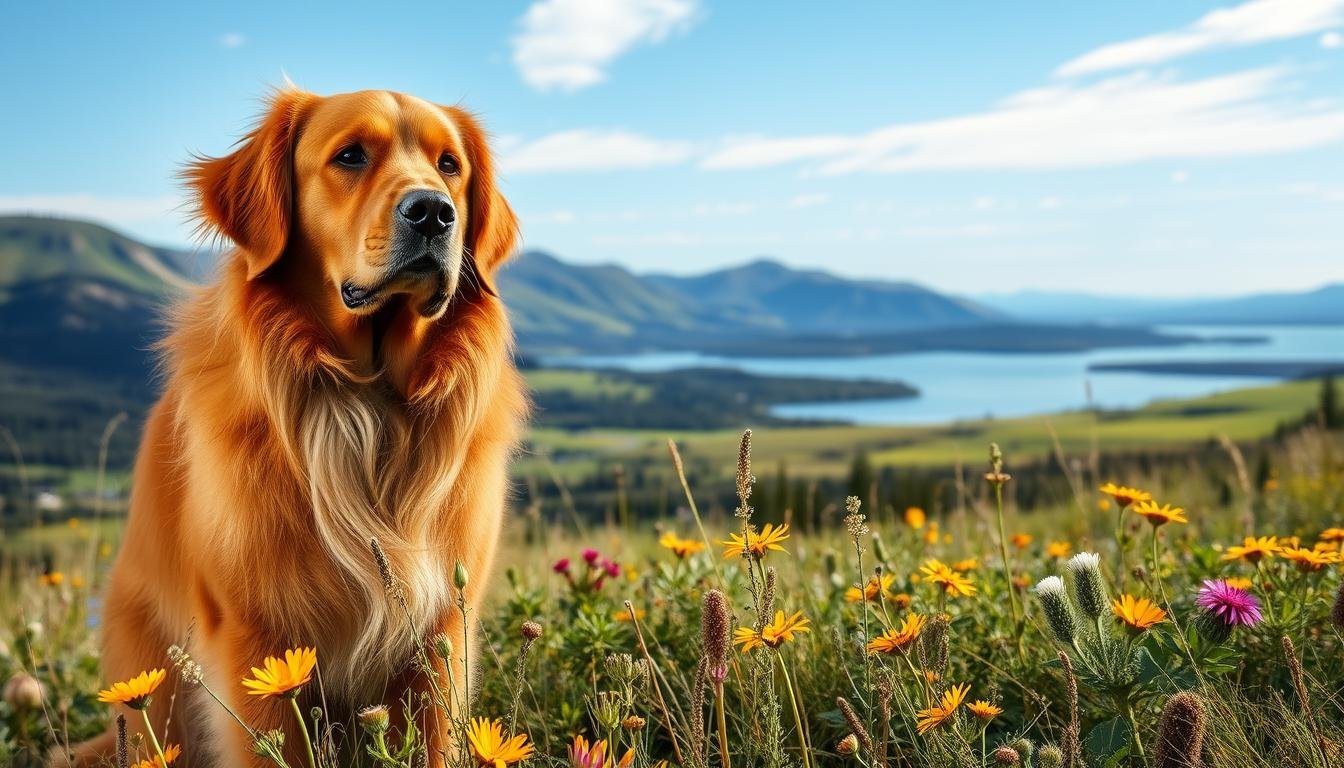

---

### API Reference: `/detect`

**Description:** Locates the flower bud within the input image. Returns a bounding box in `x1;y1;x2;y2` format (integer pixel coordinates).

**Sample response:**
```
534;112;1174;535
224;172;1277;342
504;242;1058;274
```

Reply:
252;729;286;759
836;734;860;757
991;745;1021;766
358;705;390;734
1033;577;1077;645
1193;609;1232;644
1066;552;1108;621
453;561;469;591
433;632;454;661
3;673;44;710
1010;738;1034;764
1037;744;1064;768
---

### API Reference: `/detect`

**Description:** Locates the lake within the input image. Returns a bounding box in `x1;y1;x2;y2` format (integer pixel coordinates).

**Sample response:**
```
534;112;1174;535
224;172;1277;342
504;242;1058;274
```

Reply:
547;325;1344;425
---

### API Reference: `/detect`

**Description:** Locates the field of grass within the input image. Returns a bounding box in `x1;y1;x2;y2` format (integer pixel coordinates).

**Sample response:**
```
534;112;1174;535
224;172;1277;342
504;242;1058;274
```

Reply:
3;419;1344;767
522;379;1321;482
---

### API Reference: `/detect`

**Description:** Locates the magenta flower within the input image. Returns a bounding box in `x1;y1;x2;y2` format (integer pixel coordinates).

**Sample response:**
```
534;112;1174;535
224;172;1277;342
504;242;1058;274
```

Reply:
582;548;601;565
602;560;620;579
1197;579;1263;627
552;558;571;574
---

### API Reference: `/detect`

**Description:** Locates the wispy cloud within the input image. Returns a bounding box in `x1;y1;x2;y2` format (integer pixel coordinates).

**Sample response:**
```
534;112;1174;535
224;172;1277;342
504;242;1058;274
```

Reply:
700;67;1344;174
219;32;246;49
500;129;694;173
1055;0;1344;77
512;0;700;92
0;194;180;223
789;193;830;208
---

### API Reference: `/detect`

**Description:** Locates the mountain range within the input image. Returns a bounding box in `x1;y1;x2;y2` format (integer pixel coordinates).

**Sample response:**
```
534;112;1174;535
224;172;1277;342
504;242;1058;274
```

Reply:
497;252;1000;352
1;214;1338;470
979;285;1344;326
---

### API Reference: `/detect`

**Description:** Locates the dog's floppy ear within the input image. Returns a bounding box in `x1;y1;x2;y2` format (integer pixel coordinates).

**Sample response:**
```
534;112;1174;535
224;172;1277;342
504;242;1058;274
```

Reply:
446;107;519;295
186;88;316;280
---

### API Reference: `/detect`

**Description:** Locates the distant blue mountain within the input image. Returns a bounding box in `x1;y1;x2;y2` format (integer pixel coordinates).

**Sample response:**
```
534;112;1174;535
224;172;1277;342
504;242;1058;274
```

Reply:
979;284;1344;325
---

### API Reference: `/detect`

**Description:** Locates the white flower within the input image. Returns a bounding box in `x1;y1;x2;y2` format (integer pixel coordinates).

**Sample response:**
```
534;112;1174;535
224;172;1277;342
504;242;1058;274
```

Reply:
1066;552;1101;573
1033;576;1066;596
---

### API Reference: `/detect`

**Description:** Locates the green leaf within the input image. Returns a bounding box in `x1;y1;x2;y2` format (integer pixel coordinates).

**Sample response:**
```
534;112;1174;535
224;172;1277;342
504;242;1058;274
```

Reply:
1086;717;1131;763
1133;646;1164;686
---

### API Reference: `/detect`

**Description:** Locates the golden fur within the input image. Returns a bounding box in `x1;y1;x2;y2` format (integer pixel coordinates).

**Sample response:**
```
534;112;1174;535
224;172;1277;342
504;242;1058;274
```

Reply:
54;89;526;767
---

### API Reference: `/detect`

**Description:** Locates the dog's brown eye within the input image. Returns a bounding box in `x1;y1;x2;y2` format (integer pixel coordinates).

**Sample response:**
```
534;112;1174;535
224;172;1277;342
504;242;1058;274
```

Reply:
333;145;368;168
438;153;460;175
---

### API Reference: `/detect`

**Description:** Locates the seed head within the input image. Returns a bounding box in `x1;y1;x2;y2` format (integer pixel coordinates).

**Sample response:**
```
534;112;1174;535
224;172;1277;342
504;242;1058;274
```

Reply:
734;429;754;519
1154;691;1206;768
1037;744;1064;768
701;589;731;676
992;745;1021;766
521;621;544;641
1066;552;1108;621
843;496;869;542
621;715;646;731
370;538;396;593
116;715;128;768
1033;576;1078;645
835;697;874;756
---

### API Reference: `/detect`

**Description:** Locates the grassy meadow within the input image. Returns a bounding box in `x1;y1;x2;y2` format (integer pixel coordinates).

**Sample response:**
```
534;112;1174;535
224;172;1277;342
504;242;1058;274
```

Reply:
2;382;1344;767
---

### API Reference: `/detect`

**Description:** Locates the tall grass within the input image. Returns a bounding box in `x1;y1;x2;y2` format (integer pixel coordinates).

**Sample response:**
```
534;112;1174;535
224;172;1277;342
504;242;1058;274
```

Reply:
2;425;1343;767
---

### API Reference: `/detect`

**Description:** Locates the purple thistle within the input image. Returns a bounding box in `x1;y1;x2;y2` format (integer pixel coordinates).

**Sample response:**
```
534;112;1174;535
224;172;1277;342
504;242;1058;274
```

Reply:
1196;579;1263;627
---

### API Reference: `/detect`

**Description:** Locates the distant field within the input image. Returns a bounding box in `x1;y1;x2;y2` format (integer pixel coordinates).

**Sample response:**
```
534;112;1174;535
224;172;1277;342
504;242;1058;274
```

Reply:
523;379;1321;480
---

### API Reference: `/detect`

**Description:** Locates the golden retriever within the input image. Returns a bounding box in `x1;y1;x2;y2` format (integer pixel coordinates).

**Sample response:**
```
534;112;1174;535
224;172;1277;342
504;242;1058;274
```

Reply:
56;88;527;767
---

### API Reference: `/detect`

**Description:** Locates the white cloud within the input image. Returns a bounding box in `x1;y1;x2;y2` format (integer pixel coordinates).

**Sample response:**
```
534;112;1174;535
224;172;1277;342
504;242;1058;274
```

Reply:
700;135;851;170
500;129;694;173
1170;170;1191;183
512;0;700;91
219;32;246;49
0;194;180;223
529;209;577;224
1322;30;1344;48
699;67;1344;174
692;201;757;217
1056;0;1344;77
788;193;830;208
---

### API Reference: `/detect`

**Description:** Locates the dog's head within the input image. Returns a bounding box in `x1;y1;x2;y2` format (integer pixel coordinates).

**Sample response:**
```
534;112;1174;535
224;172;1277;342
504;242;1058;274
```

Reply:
187;88;516;321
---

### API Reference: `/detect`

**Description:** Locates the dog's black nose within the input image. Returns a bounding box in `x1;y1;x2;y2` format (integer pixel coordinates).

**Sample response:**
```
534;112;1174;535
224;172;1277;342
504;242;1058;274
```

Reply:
398;190;455;239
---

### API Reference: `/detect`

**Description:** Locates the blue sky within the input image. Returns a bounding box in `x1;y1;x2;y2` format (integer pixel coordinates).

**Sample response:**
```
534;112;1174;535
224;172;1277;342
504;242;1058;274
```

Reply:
2;0;1342;296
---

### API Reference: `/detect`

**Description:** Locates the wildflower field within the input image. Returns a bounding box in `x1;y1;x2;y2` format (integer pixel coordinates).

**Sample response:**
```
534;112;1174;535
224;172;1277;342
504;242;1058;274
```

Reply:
3;423;1344;768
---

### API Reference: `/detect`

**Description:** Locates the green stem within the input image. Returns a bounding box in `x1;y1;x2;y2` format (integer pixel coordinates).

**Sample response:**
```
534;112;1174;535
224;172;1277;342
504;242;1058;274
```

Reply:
139;708;167;767
777;655;812;768
993;484;1022;630
715;684;732;768
1119;695;1147;765
1116;503;1129;591
289;696;318;768
1256;560;1277;624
